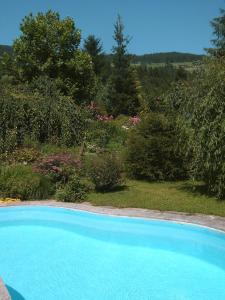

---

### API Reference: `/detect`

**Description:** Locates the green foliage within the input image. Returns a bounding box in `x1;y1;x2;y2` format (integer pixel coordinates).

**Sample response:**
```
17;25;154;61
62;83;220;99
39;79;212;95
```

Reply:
88;179;225;217
167;58;225;198
86;119;126;150
0;45;12;57
106;15;141;116
136;63;189;112
13;10;96;102
208;9;225;57
88;153;124;191
39;143;80;156
0;46;206;66
131;52;204;64
56;175;87;202
0;164;54;200
87;121;114;149
125;113;187;180
92;79;109;108
0;53;16;80
0;79;86;153
0;10;219;204
83;35;105;76
0;129;17;154
9;147;41;164
33;152;80;184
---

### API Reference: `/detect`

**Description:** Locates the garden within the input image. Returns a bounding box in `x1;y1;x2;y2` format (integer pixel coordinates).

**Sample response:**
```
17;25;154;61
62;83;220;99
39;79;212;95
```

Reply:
0;10;225;218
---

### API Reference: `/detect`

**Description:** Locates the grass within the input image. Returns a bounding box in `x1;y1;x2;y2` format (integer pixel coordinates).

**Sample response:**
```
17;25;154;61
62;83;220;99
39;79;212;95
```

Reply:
138;61;203;72
39;144;80;156
0;164;54;200
88;180;225;217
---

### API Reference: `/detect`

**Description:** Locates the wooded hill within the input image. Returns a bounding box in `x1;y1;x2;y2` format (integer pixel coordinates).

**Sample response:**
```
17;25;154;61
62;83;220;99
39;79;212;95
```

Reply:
0;44;204;64
131;52;204;64
0;45;12;56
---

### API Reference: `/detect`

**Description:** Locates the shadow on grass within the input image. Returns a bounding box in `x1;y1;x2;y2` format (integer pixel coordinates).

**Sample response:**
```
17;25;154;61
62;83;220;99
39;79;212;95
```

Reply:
96;185;129;194
177;181;214;198
6;285;26;300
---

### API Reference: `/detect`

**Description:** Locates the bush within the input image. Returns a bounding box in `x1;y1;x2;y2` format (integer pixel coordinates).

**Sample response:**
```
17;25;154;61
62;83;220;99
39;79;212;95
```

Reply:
33;153;80;184
167;59;225;198
86;118;127;152
86;120;118;149
0;81;86;154
9;147;41;164
0;129;17;154
39;144;80;156
0;165;54;200
125;113;187;181
88;153;124;191
56;175;87;202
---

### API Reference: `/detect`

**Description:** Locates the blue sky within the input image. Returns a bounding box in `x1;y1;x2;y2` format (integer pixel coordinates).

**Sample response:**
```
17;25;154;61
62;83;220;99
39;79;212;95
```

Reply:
0;0;224;54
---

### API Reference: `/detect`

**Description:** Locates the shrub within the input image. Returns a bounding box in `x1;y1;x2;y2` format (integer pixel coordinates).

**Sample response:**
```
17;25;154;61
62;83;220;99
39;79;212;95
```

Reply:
0;128;17;155
33;153;80;184
86;119;127;152
167;59;225;198
0;165;54;200
125;113;187;181
56;175;87;202
87;120;117;149
88;153;124;192
0;197;21;202
0;82;86;154
40;144;80;156
9;147;41;164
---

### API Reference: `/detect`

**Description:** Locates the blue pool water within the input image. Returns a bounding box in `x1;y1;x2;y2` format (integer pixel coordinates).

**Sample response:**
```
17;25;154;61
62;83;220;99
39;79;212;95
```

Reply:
0;206;225;300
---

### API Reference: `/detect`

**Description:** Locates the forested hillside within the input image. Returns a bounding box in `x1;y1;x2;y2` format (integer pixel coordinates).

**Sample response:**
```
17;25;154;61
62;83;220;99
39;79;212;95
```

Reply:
0;45;12;56
131;52;204;64
0;44;204;64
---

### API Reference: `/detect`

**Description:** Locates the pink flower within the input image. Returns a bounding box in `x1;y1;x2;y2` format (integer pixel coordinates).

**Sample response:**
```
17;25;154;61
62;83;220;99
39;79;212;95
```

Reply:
97;114;114;122
129;116;141;126
87;101;98;111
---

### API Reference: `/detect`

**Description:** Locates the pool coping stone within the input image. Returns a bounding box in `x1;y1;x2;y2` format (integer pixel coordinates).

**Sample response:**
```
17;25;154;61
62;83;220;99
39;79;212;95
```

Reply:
0;278;11;300
0;200;225;232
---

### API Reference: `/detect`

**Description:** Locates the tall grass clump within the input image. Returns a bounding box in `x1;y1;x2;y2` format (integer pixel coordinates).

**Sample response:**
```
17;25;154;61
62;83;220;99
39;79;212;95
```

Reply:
0;164;54;200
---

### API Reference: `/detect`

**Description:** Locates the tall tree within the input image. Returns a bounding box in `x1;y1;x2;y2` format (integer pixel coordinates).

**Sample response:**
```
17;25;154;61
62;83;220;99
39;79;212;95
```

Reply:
208;8;225;57
168;59;225;199
0;53;15;81
107;15;140;116
13;10;96;103
83;35;104;76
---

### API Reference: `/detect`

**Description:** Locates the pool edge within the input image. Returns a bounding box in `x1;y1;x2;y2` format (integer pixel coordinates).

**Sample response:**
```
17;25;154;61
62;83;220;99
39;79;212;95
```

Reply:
0;200;225;233
0;278;11;300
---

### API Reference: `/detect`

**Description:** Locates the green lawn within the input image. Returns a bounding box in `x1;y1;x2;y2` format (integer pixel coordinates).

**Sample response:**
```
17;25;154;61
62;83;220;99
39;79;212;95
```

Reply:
144;61;200;72
88;180;225;217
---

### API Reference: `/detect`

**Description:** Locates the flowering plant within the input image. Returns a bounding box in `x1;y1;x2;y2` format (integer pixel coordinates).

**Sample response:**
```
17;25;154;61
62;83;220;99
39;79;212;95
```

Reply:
129;116;141;126
97;114;114;122
33;153;80;183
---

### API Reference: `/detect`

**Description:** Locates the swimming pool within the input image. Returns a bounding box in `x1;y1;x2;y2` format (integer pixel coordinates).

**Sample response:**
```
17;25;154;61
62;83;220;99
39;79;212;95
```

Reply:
0;206;225;300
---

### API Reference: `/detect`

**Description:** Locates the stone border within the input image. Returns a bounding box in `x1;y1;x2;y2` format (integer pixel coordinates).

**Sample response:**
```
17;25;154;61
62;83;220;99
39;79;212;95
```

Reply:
0;278;11;300
0;200;225;232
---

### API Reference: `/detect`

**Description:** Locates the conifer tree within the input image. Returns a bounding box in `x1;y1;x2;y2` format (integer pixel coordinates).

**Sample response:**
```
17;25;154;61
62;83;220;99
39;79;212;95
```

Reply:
107;15;140;116
83;35;104;76
208;9;225;57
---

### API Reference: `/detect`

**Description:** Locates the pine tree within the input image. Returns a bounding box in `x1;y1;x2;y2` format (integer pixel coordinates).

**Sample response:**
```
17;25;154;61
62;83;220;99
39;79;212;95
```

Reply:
107;15;140;116
208;9;225;57
83;35;104;76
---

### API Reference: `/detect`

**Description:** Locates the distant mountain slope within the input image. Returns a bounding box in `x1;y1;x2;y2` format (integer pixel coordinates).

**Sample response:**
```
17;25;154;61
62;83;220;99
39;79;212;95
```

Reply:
0;45;13;56
131;52;205;64
0;45;204;64
105;52;204;65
